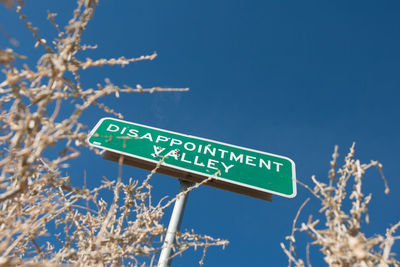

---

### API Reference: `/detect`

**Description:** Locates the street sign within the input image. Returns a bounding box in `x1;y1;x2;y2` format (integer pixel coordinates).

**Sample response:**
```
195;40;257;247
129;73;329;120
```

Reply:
87;118;296;200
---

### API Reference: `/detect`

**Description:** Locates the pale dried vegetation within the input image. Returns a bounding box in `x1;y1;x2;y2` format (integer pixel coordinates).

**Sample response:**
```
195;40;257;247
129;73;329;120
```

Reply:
3;0;399;266
282;144;400;267
0;0;227;266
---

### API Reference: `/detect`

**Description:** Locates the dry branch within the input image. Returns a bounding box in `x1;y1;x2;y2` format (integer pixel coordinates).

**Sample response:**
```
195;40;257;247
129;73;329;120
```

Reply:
0;0;227;265
282;145;400;267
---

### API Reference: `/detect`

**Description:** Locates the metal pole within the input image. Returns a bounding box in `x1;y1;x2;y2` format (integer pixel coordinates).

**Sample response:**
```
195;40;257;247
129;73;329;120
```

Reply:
158;180;193;267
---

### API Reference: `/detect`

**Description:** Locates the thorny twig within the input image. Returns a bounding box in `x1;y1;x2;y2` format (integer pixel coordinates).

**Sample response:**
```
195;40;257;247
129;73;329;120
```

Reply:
0;0;227;265
282;145;400;267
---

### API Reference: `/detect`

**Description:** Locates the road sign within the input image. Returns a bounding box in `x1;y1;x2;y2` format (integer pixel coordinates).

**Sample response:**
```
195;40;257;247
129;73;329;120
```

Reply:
87;118;296;200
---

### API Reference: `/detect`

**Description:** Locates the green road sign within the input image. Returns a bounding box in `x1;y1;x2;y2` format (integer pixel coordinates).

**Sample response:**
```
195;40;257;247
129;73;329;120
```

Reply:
87;118;296;200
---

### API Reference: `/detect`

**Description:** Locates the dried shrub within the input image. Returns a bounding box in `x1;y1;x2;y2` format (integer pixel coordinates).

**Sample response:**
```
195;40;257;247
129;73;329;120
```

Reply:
282;144;400;267
0;0;227;265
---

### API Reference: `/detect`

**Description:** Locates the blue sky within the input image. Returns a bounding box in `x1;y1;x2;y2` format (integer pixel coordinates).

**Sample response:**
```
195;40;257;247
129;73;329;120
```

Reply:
2;0;400;266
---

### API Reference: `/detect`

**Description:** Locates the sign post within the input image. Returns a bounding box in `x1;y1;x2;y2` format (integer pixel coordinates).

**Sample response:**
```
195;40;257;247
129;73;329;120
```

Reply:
158;180;193;267
87;117;297;265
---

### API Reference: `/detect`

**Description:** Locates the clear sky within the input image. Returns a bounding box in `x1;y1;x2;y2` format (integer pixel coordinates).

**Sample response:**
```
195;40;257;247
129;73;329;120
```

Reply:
2;0;400;266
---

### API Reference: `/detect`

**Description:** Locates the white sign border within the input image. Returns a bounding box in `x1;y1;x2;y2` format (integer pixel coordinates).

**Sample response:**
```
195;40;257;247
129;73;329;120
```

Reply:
87;117;297;198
